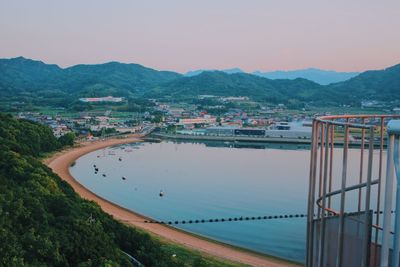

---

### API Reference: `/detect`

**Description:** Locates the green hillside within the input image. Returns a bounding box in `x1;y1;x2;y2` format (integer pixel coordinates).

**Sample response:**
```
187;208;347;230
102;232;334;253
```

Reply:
0;57;182;108
1;57;400;107
63;62;182;95
0;113;241;267
148;71;323;102
327;63;400;103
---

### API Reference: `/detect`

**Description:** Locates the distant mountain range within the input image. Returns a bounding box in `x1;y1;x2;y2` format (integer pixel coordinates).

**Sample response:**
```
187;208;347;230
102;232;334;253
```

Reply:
185;68;244;77
0;56;399;107
186;68;359;85
252;68;359;85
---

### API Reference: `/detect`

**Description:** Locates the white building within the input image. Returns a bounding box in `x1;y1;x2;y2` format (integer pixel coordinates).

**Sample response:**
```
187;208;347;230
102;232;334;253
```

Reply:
178;117;217;125
79;96;124;103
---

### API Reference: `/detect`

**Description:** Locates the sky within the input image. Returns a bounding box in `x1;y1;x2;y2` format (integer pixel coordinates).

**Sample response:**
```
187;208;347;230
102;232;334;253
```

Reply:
0;0;399;73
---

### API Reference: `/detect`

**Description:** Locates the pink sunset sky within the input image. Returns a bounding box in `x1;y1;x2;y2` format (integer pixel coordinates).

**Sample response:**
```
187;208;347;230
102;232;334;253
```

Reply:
1;0;399;73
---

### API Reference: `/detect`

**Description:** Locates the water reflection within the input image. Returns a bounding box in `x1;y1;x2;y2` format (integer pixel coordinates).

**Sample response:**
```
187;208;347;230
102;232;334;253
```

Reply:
70;140;384;263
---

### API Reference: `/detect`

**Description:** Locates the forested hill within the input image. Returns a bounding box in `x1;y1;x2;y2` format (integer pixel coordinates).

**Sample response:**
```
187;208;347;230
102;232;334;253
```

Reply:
0;57;181;97
148;71;323;102
0;113;228;266
149;64;400;105
1;57;400;106
326;63;400;103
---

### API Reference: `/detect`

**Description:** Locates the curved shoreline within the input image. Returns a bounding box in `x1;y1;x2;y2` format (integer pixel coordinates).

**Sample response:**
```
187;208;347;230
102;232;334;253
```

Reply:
45;136;300;267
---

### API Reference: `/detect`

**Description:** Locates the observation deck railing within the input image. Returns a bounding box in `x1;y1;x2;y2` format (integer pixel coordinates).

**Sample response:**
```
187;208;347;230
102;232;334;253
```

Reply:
306;114;400;267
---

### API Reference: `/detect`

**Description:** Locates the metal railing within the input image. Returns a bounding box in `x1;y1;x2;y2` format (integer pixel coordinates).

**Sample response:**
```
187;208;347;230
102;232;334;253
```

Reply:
306;114;400;267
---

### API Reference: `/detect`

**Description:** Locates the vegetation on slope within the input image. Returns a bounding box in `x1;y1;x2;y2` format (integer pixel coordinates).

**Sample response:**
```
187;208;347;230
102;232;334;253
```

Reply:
1;57;400;108
148;71;323;102
327;63;400;103
0;113;242;267
0;57;181;109
149;64;400;105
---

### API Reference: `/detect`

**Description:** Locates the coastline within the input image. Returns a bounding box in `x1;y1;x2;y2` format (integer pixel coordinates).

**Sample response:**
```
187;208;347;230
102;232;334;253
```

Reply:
152;132;311;144
44;135;301;267
152;132;385;148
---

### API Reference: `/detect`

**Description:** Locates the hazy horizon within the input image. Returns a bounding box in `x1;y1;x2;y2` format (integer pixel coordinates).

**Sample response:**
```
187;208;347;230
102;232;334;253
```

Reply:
1;0;400;73
2;55;378;74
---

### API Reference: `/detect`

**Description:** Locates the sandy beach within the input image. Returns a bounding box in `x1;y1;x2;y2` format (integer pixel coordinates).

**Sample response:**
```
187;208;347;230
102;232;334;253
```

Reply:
45;135;300;267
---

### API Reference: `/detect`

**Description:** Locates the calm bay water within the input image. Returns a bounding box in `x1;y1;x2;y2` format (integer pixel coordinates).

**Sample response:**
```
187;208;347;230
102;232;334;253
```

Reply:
69;140;385;263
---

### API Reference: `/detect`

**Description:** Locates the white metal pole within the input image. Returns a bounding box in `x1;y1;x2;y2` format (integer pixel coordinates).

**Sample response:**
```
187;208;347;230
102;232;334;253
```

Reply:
393;138;400;267
381;134;395;267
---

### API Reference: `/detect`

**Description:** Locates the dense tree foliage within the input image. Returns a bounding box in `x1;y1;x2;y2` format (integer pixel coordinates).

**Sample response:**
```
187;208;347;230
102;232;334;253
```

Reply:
147;71;322;102
0;57;180;95
148;65;400;105
0;113;231;267
127;97;155;112
58;132;76;147
0;57;181;108
327;64;400;103
1;57;399;108
0;114;60;156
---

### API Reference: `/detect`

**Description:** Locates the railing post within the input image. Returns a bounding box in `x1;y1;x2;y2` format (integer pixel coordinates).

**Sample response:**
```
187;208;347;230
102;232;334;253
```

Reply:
362;127;374;267
318;123;330;266
328;125;334;208
358;118;365;212
337;124;349;267
374;118;385;264
307;120;319;267
383;120;400;267
393;136;400;267
380;133;395;267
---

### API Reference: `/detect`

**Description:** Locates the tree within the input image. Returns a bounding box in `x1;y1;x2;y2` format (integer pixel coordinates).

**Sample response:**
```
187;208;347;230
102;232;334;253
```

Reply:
151;115;163;123
58;132;75;147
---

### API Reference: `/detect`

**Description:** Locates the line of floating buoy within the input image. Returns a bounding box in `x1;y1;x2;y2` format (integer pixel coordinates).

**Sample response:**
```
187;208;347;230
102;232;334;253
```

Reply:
143;210;395;225
144;213;307;225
